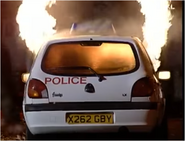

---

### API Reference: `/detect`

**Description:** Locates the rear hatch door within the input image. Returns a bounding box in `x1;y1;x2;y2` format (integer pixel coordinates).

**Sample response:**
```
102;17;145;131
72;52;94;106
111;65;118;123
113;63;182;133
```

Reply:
40;40;139;102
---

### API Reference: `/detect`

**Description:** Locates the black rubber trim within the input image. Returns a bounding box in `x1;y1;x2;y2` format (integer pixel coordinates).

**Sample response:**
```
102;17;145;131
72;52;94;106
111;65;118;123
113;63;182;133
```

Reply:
25;102;158;112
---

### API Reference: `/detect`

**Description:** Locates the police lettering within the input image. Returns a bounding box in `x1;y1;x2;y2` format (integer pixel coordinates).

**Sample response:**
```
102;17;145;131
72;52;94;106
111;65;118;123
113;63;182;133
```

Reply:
45;77;87;85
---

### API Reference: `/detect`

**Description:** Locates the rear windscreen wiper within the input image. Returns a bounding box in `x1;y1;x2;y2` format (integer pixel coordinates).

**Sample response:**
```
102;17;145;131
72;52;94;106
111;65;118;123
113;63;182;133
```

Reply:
47;66;106;82
86;67;107;82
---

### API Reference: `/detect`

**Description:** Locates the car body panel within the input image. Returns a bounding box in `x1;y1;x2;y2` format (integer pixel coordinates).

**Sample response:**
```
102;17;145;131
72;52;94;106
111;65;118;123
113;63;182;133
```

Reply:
23;35;165;135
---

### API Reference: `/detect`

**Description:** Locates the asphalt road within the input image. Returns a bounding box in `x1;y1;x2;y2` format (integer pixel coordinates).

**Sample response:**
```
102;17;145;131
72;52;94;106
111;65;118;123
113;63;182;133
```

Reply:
30;118;183;140
1;118;183;140
32;133;162;140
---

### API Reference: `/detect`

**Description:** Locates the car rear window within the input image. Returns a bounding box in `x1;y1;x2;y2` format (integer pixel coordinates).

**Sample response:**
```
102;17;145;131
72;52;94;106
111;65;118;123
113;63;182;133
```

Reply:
41;41;138;76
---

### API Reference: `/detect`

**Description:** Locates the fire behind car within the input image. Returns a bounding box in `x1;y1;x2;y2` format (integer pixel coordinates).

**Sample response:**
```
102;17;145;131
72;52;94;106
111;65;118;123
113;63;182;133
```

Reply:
22;34;166;139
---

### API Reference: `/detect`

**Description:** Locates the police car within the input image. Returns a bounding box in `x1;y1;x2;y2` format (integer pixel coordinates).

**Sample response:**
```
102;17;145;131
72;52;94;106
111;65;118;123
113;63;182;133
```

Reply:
22;24;170;139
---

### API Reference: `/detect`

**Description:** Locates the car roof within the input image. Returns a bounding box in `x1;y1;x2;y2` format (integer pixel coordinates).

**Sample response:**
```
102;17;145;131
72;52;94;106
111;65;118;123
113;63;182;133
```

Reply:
46;32;140;45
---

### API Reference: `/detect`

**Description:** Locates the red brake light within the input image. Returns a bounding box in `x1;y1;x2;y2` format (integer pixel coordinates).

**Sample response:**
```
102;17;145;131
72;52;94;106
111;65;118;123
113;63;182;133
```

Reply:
132;77;155;97
28;79;48;98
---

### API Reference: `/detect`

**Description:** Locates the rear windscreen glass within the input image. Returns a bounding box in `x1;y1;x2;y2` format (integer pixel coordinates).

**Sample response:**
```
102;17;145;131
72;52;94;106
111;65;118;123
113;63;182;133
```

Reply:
41;41;137;76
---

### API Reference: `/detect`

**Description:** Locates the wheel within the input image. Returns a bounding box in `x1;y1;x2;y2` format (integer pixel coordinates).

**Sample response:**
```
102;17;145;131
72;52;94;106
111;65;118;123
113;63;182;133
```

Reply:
26;126;35;140
26;126;50;140
151;115;168;139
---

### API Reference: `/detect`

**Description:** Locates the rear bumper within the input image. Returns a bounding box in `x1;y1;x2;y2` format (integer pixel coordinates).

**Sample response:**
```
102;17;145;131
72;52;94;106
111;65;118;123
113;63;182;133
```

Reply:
23;102;164;135
24;109;161;135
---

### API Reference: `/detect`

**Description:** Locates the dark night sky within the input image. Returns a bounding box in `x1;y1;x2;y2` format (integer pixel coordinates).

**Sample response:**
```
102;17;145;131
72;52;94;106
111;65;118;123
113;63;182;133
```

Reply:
1;1;183;72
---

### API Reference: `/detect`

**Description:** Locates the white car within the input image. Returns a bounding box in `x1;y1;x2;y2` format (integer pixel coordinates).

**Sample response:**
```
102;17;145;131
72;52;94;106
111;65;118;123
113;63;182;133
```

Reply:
22;34;168;139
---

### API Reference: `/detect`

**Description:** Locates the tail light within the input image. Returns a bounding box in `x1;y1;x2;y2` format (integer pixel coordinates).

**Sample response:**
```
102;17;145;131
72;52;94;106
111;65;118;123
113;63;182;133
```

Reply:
28;79;48;98
132;77;155;97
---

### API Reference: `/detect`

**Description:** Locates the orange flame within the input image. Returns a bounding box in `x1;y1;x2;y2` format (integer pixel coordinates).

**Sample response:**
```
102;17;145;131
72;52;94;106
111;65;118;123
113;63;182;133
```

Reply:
16;0;56;54
137;0;173;71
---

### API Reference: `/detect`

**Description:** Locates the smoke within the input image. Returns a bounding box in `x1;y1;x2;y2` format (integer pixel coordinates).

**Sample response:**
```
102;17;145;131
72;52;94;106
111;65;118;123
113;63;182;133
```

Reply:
48;1;181;42
47;1;94;30
17;1;182;72
49;1;182;71
48;1;144;37
167;2;182;43
165;1;182;69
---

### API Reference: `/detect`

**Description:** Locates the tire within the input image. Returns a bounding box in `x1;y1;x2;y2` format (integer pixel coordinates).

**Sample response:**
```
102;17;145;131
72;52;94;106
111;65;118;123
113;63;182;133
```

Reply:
26;126;35;140
151;115;168;139
26;126;49;140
